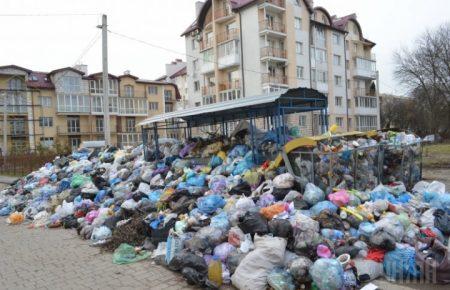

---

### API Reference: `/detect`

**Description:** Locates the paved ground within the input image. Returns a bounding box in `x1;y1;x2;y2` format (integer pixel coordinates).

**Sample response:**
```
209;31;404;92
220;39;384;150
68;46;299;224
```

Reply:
0;220;196;290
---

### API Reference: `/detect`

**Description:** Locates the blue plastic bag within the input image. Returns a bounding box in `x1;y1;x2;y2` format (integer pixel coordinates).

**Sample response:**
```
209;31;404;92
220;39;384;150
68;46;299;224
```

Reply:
186;174;206;187
232;161;251;176
310;201;337;217
148;190;163;203
228;145;249;159
94;190;108;204
430;194;450;214
57;179;71;193
383;245;420;281
209;155;223;168
359;222;376;238
210;212;230;230
197;195;226;214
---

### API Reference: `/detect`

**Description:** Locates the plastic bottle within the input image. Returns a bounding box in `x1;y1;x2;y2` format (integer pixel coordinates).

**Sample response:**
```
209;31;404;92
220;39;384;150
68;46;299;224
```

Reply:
208;255;223;286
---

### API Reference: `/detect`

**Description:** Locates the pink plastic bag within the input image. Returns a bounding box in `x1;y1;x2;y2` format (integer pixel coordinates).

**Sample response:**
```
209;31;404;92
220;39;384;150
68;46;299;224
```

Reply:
228;226;245;247
329;190;350;207
85;210;99;224
317;244;332;258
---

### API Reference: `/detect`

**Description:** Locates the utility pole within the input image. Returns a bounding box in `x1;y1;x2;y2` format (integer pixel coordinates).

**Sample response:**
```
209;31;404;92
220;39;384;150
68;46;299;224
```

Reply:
98;14;111;145
2;92;7;156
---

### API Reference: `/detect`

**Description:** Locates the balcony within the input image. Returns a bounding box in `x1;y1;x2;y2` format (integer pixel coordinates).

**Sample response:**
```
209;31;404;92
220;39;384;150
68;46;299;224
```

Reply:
200;37;214;51
201;56;215;74
118;98;148;116
354;57;377;80
10;122;27;137
118;133;142;148
57;94;90;114
259;20;286;37
91;96;119;114
216;28;240;44
258;0;286;12
0;93;28;114
260;47;287;62
218;40;240;69
354;88;376;97
262;74;288;86
218;81;241;102
202;86;216;96
214;6;233;23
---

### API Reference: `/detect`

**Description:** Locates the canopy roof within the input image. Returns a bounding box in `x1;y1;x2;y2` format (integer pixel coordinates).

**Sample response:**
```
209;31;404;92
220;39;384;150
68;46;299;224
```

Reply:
139;87;327;128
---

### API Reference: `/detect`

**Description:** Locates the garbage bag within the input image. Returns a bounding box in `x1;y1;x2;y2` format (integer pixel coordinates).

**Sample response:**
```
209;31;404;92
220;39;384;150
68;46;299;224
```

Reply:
113;243;150;265
186;174;206;187
231;235;287;290
328;190;350;207
267;267;295;290
288;256;313;283
354;258;383;282
227;249;247;275
430;193;450;214
434;209;450;235
197;195;226;215
181;267;206;286
383;245;420;281
239;233;255;253
238;211;269;236
310;201;338;217
165;233;183;264
210;211;230;231
6;212;24;225
273;173;294;189
55;201;75;218
228;226;245;247
260;203;287;220
416;238;450;284
268;219;293;238
168;252;208;274
303;183;325;206
70;174;90;189
91;226;112;241
310;258;344;290
213;242;236;261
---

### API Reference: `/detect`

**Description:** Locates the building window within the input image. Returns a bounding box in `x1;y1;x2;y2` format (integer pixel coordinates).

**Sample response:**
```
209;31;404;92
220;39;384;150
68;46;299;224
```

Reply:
333;55;342;66
96;116;104;133
69;137;81;150
39;96;52;107
317;71;327;83
195;102;201;107
336;117;344;127
295;42;303;54
39;117;53;127
165;103;174;113
61;76;80;93
334;75;342;86
357;115;377;131
332;33;341;45
335;96;343;107
164;90;173;101
148;85;158;95
355;97;377;108
124;85;134;97
8;78;24;90
299;115;306;127
354;43;358;53
314;48;327;63
67;117;80;133
10;119;25;135
148;102;159;111
40;137;54;148
296;66;304;79
126;117;136;132
193;59;198;71
57;94;90;113
194;81;200;92
348;118;352;129
294;17;302;29
191;38;197;50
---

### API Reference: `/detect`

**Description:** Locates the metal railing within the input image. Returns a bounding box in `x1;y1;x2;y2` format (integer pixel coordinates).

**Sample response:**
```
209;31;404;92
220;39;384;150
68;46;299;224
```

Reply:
261;0;285;8
262;74;288;85
261;46;287;59
354;88;376;97
216;28;240;44
259;20;286;34
218;80;241;92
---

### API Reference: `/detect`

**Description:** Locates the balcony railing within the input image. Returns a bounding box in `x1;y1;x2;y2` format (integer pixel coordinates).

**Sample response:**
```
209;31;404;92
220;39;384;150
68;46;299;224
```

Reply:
202;86;216;96
118;133;142;148
262;74;288;85
218;80;241;92
216;28;240;44
259;20;286;34
354;88;376;97
118;98;148;116
261;47;287;59
200;37;214;51
260;0;285;8
0;93;28;114
57;94;90;114
215;6;232;20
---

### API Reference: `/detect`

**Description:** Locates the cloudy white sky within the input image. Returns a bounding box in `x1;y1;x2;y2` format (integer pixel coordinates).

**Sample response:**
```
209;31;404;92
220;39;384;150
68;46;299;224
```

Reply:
1;0;449;94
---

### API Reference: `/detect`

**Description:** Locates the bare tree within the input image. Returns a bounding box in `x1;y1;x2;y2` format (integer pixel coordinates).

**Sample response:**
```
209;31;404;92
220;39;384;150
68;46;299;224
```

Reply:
394;23;450;137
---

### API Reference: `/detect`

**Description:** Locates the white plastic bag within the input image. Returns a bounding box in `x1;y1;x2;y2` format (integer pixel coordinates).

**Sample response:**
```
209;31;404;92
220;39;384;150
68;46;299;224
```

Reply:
55;201;74;218
273;173;295;189
91;226;112;241
239;234;255;253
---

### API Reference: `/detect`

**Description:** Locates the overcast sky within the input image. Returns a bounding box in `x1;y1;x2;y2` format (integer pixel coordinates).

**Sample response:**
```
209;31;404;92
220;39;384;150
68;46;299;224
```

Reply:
1;0;449;95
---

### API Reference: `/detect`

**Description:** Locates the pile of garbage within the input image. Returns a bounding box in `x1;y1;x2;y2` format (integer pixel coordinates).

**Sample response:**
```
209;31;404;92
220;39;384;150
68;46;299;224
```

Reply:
0;132;449;289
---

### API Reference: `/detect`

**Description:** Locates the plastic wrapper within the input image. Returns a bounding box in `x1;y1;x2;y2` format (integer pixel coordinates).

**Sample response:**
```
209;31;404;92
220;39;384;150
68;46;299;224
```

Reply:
328;190;350;207
113;243;150;265
310;201;338;217
273;173;294;189
228;226;245;247
383;245;420;281
210;211;230;230
260;203;287;220
91;226;112;241
196;195;226;215
238;211;269;236
310;258;344;290
6;212;25;225
267;267;295;290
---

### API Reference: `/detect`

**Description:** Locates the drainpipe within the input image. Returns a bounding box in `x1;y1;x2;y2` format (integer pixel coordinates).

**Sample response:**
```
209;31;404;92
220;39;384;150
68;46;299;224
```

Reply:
238;11;246;98
344;32;349;132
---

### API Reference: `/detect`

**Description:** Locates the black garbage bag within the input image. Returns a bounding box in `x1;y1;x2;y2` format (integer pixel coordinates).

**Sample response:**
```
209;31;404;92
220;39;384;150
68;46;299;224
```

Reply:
268;219;293;238
151;218;177;246
272;188;291;201
132;191;147;202
181;267;206;287
229;182;252;196
62;215;79;229
168;252;208;273
185;236;210;252
92;175;108;189
57;171;68;181
136;199;157;214
54;157;69;168
170;196;196;214
227;249;248;274
369;230;396;251
434;209;450;235
104;216;122;230
238;211;269;236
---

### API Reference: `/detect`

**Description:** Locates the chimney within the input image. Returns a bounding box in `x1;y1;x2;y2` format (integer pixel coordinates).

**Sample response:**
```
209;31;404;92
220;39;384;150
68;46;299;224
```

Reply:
195;1;204;17
123;70;131;75
73;64;88;75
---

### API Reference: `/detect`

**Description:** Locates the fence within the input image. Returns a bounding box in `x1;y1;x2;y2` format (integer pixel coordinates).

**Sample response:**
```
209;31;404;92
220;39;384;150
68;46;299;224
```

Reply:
0;152;60;177
284;142;423;192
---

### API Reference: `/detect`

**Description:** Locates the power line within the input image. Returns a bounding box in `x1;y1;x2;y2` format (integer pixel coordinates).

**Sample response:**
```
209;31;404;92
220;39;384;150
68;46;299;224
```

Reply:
0;13;100;17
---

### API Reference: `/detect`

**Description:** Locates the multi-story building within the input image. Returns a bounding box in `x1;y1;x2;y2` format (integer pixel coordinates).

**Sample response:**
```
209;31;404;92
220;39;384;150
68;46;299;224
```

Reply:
182;0;380;134
156;59;188;110
0;65;180;153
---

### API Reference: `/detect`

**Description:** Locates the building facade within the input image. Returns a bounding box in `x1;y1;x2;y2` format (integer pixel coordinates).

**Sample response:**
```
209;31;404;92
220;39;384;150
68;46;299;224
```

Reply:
182;0;380;134
0;65;180;153
156;59;188;110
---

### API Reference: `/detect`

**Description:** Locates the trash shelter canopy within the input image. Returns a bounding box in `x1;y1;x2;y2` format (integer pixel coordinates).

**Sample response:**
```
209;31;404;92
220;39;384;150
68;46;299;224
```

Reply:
138;87;328;128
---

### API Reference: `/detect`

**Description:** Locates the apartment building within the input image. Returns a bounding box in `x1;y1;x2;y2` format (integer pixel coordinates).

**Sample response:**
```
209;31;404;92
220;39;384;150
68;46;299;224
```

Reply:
0;65;180;153
156;59;188;110
182;0;380;134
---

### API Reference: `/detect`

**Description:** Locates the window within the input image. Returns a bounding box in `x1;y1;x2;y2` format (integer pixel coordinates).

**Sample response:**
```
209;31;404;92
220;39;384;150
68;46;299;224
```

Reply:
148;102;159;111
8;78;24;90
193;59;198;71
61;76;80;93
11;138;27;152
165;103;174;113
67;117;80;133
124;85;134;97
355;97;377;108
314;48;327;63
164;90;173;101
40;96;52;107
335;96;343;107
311;69;316;82
333;55;341;66
191;38;197;50
40;137;54;148
294;17;302;29
295;42;303;54
195;102;201;107
347;99;351;109
126;117;136;132
336;117;344;127
356;115;377;131
348;118;352;129
317;70;327;83
39;117;53;127
194;81;200;92
69;137;81;150
148;85;158;95
299;115;306;127
203;49;215;64
296;66;304;79
332;33;341;45
10;119;25;135
354;43;358;53
57;94;90;113
315;26;326;46
96;116;104;132
218;40;238;57
334;75;342;86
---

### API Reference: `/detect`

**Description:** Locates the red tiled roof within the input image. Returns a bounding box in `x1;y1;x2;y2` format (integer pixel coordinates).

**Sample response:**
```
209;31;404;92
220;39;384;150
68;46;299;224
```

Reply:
27;71;54;89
